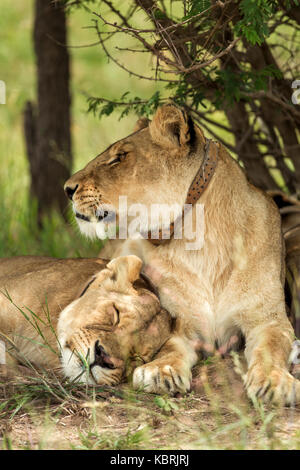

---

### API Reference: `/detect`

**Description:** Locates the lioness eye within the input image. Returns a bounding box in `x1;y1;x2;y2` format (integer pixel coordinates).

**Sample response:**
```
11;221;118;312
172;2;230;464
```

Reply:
107;303;120;325
108;152;127;166
113;305;120;325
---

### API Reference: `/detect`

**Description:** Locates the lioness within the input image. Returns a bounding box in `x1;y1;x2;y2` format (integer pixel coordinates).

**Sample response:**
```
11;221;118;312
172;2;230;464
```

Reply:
64;104;299;404
0;255;173;386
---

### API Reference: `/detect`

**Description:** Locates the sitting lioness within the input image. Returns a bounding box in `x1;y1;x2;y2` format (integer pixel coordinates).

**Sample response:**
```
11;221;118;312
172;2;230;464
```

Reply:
0;255;173;386
64;104;299;404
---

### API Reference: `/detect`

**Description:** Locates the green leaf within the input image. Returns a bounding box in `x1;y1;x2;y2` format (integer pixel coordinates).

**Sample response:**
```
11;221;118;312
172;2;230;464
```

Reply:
234;0;275;45
184;0;212;20
153;9;167;20
154;396;166;409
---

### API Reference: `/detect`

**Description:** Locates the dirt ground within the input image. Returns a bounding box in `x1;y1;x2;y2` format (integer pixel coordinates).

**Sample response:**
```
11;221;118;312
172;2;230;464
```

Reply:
1;356;300;450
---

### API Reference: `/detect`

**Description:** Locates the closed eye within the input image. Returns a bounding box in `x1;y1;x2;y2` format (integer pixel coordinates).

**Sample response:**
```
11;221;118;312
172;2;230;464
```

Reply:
107;152;128;166
114;305;120;325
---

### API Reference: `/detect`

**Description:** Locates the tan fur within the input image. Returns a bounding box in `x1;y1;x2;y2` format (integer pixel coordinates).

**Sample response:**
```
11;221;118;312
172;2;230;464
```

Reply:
0;256;173;387
65;104;298;404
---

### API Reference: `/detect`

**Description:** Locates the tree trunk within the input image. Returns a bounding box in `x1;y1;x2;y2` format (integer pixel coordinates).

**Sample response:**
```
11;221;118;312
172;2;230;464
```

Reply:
24;0;72;224
225;102;281;191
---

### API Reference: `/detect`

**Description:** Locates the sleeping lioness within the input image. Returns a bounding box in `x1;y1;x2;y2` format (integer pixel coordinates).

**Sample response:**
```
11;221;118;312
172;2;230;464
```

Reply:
0;255;173;387
64;103;300;405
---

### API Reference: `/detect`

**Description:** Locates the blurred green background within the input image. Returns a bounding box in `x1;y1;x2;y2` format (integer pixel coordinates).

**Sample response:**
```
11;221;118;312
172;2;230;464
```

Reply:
0;0;163;258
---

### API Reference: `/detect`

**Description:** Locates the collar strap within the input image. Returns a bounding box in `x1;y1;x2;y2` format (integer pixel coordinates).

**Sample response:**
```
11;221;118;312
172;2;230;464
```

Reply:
145;138;219;246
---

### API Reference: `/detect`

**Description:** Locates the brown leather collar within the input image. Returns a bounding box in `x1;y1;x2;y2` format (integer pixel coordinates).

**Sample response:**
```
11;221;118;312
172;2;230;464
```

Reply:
144;138;219;246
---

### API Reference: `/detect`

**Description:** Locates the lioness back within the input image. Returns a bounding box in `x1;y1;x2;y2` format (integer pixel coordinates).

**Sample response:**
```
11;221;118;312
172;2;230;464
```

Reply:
0;257;108;366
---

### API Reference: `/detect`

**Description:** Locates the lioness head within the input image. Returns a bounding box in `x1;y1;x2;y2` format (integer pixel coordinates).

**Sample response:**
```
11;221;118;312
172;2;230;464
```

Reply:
57;255;172;386
64;104;206;239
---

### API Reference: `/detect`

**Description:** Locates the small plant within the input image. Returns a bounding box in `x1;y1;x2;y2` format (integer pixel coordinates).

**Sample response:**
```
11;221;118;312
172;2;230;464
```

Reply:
74;426;148;450
154;396;179;413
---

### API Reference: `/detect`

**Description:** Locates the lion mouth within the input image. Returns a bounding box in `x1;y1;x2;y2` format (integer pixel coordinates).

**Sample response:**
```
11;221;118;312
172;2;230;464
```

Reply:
75;212;90;222
75;210;115;223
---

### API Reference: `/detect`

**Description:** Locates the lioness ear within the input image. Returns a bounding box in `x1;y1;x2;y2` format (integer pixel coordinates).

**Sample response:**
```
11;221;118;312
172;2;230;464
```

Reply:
149;104;195;149
107;255;143;284
133;117;150;132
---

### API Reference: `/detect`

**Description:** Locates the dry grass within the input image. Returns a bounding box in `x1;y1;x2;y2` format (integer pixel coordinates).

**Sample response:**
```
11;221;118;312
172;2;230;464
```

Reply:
1;356;299;450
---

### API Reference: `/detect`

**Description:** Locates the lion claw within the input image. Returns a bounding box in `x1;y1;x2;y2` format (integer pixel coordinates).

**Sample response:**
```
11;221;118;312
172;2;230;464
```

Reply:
133;363;191;395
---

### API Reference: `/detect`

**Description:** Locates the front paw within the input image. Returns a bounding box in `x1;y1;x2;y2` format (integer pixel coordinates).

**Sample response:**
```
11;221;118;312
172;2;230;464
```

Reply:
133;362;191;395
244;366;300;406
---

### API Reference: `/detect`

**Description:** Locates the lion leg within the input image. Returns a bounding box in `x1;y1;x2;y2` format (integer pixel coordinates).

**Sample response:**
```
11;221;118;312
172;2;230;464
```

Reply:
132;335;198;395
242;320;300;405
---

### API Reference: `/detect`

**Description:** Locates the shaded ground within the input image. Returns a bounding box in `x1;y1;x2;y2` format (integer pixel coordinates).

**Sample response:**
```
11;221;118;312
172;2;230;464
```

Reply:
1;356;300;450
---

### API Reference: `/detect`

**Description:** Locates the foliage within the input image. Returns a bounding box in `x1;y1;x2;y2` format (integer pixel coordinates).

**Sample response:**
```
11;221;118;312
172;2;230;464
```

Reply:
65;0;300;193
235;0;275;45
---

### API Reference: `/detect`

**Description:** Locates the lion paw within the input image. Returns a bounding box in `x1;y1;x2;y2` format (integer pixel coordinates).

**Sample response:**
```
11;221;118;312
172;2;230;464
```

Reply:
133;362;192;395
245;366;300;406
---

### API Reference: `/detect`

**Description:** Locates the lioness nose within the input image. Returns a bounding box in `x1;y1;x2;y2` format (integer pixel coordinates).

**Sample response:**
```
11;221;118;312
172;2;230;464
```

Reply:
64;183;78;201
93;341;116;369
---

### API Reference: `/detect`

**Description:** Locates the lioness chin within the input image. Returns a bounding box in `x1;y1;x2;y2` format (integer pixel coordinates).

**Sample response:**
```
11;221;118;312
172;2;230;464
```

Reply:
0;255;174;388
65;104;299;405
